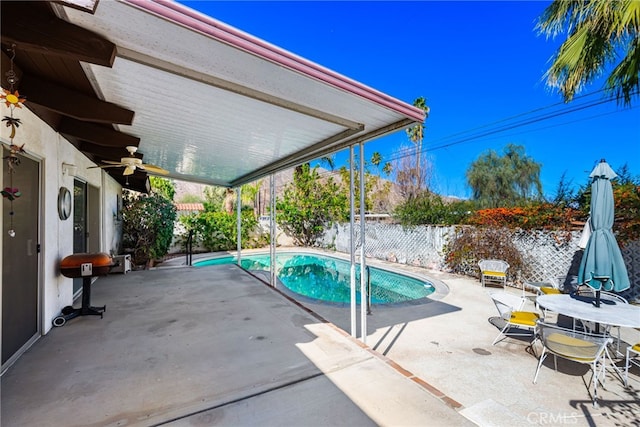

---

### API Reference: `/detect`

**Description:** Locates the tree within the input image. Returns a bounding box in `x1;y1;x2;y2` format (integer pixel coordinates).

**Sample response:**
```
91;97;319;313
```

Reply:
466;144;543;208
177;193;204;204
319;155;336;171
394;192;475;226
150;176;175;200
366;151;394;213
241;180;262;217
537;1;640;106
371;151;382;172
122;191;177;267
223;188;235;214
405;97;430;190
551;171;577;208
394;145;432;200
203;186;226;212
277;163;348;246
337;154;376;212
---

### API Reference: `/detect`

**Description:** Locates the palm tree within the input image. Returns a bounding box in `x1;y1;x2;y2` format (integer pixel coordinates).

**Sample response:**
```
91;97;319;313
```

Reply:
319;155;336;171
370;151;382;175
405;97;430;189
382;162;393;177
241;179;262;216
537;1;640;106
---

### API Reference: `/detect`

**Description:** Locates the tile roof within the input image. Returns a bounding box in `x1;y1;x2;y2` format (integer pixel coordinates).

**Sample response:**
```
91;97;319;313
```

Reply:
175;203;205;211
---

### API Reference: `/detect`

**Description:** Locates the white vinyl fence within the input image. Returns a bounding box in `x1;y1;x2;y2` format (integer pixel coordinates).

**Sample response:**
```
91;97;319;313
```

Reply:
318;223;640;302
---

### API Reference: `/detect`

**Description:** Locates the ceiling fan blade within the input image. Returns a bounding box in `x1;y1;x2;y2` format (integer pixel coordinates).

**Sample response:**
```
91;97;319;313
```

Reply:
140;164;169;175
102;160;125;165
123;166;136;176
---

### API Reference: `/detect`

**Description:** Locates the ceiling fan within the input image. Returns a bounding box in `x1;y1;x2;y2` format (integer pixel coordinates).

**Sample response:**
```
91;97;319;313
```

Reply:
89;146;169;176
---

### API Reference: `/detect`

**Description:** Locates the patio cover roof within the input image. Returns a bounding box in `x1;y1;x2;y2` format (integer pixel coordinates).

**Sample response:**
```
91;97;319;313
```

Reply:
2;0;424;189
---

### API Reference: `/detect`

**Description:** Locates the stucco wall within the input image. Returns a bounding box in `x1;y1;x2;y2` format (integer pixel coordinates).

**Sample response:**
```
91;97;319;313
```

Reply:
1;106;121;338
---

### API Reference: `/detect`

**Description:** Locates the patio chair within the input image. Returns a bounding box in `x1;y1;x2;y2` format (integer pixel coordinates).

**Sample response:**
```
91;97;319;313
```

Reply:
533;321;612;407
573;288;628;352
625;342;640;386
525;277;562;312
489;291;540;346
534;277;563;295
479;259;509;288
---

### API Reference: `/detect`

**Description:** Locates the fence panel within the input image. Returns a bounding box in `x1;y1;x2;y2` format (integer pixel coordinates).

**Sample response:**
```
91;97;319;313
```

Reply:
319;223;639;302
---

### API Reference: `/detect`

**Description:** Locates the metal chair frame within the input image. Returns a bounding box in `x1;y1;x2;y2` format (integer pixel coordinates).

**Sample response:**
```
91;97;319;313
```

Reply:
624;343;640;386
489;291;540;346
533;321;612;408
479;259;509;288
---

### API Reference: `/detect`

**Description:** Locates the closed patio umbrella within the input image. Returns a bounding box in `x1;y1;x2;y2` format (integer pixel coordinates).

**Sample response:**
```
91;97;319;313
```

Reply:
577;160;630;307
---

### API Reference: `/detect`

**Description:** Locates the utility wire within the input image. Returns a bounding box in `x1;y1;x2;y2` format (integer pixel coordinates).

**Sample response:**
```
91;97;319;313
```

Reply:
214;90;635;191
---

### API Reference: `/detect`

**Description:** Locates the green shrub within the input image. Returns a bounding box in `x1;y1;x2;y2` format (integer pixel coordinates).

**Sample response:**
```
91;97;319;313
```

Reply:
277;164;348;246
122;191;177;267
180;210;267;252
394;192;475;226
443;226;528;282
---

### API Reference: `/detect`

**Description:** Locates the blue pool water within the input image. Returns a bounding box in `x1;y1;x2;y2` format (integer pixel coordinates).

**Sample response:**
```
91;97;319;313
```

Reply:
194;252;435;304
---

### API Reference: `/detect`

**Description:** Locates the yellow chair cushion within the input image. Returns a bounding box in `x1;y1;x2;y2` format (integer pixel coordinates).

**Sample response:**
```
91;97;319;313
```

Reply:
632;343;640;353
483;271;506;277
510;311;540;327
540;287;562;295
546;332;600;361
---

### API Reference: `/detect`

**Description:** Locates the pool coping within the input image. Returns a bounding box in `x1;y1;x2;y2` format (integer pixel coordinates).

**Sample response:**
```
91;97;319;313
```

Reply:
187;247;451;304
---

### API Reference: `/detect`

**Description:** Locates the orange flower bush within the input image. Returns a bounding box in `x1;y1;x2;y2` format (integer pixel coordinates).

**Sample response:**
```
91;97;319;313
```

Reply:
613;183;640;245
465;204;583;231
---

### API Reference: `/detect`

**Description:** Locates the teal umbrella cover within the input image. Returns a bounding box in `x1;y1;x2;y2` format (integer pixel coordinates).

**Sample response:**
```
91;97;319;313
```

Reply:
578;160;630;293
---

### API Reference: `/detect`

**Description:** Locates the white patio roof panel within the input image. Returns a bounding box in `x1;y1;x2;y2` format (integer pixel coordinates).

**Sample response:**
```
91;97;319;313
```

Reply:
61;0;424;187
87;57;343;185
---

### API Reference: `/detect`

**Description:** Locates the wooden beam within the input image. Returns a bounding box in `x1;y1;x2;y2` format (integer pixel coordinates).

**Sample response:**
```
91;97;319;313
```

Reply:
58;117;139;147
79;141;141;160
1;2;116;67
19;72;134;124
110;170;150;194
54;0;100;15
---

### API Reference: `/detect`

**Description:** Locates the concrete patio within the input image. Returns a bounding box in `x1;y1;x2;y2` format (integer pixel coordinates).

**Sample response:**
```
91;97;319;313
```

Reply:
2;252;639;426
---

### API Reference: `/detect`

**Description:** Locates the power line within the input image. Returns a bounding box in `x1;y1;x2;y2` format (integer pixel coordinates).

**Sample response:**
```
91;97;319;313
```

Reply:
374;91;634;165
192;90;635;192
425;88;608;146
427;96;619;151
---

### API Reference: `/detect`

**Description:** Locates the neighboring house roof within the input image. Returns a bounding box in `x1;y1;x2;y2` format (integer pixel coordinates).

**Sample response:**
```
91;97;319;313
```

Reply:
1;1;423;192
175;203;205;212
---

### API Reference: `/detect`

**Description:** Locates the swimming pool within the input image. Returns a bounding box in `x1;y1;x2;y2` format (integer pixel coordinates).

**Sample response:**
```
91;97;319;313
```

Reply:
194;252;435;305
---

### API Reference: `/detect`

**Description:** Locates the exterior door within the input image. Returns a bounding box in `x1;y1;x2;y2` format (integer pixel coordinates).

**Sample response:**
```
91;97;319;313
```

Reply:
72;179;87;296
2;149;40;366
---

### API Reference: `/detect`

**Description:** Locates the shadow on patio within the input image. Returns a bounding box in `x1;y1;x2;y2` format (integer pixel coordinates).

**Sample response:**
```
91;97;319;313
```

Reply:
1;265;469;426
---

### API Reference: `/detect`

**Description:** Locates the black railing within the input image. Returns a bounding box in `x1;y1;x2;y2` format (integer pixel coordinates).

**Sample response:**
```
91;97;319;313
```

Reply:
186;229;193;266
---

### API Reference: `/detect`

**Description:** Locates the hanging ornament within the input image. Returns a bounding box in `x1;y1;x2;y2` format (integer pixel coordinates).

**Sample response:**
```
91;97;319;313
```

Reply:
2;44;26;238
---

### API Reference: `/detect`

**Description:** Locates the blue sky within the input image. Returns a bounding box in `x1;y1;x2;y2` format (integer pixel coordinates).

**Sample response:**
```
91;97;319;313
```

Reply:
180;1;639;199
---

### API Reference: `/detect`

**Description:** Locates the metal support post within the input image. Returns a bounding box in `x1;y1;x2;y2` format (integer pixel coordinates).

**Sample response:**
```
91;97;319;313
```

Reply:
359;142;367;343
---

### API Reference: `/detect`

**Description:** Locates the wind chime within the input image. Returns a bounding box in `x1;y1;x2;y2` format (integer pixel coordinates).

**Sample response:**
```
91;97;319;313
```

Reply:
1;44;27;238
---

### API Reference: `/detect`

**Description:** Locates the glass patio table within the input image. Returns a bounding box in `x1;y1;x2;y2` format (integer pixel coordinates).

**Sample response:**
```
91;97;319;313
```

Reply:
537;294;640;329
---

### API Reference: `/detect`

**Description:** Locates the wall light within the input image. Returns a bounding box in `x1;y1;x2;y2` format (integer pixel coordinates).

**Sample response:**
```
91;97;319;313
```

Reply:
62;162;77;177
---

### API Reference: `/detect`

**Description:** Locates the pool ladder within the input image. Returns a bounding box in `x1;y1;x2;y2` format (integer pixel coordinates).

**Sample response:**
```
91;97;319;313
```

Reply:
366;266;372;315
